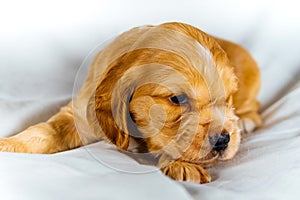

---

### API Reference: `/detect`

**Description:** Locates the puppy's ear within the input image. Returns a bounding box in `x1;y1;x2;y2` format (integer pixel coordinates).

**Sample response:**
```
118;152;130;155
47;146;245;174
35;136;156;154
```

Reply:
94;79;137;150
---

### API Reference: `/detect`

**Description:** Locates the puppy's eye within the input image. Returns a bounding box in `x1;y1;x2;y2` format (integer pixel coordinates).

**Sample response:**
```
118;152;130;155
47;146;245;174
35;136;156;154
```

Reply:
169;94;189;105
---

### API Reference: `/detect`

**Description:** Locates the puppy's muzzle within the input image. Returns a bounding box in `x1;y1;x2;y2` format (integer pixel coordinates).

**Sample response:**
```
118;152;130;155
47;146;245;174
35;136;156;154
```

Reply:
209;133;230;152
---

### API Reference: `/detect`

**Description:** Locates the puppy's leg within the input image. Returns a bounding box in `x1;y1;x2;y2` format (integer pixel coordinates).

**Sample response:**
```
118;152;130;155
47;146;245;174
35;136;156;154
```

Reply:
0;102;82;153
214;38;262;133
160;161;211;184
235;99;262;133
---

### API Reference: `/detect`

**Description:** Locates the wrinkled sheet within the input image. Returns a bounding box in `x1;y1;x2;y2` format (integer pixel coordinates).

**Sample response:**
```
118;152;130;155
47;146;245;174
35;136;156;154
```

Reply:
1;0;300;199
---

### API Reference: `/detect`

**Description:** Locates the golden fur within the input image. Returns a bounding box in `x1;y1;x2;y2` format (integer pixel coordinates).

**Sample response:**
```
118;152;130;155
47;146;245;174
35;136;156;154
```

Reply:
0;22;261;184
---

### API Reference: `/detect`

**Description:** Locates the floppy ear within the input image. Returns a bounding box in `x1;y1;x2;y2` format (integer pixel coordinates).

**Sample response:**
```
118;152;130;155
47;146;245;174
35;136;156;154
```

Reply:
94;74;139;150
94;93;128;150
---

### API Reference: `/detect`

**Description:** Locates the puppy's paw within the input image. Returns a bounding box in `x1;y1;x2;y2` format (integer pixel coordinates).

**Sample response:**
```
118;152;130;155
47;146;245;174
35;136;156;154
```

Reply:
0;139;14;152
238;112;262;134
239;118;256;134
161;161;211;184
239;116;263;134
0;138;24;152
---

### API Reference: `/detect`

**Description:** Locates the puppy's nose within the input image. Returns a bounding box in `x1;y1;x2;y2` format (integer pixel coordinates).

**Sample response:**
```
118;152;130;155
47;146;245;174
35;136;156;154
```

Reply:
209;133;230;152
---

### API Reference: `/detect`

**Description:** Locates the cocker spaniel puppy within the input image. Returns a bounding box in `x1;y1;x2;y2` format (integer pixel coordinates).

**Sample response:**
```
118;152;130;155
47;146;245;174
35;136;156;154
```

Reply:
0;22;261;183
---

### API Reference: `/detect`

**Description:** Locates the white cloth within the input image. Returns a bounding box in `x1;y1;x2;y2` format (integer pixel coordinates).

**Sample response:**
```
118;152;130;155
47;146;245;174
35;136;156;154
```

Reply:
0;0;300;199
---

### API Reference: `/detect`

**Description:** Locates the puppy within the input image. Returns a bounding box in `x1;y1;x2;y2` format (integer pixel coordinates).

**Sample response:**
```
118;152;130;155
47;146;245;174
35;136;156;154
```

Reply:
0;22;261;183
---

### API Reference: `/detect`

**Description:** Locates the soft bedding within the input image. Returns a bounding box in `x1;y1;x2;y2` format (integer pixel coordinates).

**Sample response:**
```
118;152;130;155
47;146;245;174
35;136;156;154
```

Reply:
1;0;300;199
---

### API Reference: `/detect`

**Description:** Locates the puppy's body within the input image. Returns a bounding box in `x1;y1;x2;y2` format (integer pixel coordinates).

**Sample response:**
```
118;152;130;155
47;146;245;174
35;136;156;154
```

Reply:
0;22;261;183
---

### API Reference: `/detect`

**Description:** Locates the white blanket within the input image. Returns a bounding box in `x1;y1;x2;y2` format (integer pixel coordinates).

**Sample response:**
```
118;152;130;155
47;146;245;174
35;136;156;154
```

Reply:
1;0;300;199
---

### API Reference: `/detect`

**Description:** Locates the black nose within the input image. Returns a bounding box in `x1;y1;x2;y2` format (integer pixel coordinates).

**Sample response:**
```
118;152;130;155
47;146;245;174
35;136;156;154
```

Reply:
209;133;230;152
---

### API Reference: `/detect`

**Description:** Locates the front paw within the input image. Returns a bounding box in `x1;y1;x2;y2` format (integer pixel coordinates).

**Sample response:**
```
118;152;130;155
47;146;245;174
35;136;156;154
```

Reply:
238;112;262;134
0;138;23;152
161;161;211;184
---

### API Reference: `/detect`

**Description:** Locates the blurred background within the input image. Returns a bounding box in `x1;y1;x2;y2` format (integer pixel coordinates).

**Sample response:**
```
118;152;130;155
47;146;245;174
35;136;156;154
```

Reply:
0;0;300;135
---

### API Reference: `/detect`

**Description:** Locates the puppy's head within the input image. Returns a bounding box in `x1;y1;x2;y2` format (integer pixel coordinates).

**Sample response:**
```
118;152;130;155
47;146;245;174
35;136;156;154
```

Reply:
95;22;240;167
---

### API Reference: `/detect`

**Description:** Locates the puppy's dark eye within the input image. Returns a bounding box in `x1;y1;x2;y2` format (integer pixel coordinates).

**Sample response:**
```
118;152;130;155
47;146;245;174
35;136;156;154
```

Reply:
169;94;189;105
